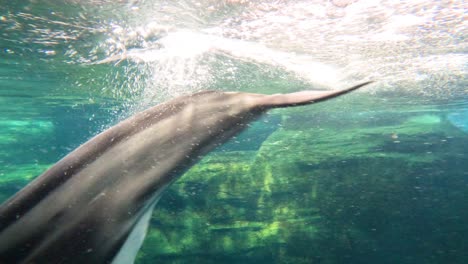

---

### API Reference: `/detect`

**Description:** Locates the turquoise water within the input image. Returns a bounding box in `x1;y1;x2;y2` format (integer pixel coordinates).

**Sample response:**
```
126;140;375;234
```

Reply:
1;1;467;263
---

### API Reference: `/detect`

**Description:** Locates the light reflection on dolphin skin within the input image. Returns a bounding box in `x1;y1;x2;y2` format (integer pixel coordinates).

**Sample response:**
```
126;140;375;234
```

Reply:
0;81;372;264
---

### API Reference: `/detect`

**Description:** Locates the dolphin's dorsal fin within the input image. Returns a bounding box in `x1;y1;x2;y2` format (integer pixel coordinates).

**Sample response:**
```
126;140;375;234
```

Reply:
259;81;373;108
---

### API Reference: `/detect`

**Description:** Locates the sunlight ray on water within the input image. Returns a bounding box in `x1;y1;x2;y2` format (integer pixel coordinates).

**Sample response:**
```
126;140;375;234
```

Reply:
2;0;466;105
90;0;466;105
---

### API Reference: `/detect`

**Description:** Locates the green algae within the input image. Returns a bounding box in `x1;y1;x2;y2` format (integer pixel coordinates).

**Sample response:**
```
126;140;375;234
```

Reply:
0;164;51;184
0;119;56;191
407;114;441;125
135;105;468;264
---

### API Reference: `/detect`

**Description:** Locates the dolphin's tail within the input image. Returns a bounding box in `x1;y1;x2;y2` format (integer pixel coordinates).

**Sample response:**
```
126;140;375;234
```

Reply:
259;81;373;108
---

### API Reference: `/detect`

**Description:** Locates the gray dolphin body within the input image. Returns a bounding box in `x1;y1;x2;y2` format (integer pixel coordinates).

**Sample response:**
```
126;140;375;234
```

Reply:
0;82;371;264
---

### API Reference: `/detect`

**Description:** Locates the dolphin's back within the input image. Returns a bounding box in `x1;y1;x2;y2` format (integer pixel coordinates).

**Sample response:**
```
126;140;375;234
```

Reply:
0;94;186;263
0;82;371;264
0;93;191;229
0;91;261;263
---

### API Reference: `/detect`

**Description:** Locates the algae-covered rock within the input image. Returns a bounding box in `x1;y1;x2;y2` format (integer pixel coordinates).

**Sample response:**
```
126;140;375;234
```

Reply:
0;119;56;202
137;106;468;264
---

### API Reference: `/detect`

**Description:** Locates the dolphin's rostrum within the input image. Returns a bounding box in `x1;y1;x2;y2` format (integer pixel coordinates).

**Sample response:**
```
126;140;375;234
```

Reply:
0;81;372;264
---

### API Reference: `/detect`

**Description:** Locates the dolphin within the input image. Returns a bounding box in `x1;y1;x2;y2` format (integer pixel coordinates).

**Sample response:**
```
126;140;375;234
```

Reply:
0;81;372;264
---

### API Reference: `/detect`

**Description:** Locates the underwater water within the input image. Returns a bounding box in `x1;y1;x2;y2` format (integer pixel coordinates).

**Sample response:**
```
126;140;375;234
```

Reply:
0;0;467;263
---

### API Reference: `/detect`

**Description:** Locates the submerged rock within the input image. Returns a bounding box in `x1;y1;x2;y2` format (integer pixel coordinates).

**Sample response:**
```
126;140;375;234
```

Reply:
137;108;468;263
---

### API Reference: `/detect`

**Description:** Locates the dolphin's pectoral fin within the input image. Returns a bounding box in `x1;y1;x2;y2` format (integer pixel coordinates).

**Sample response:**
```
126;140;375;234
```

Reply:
260;81;373;108
111;203;157;264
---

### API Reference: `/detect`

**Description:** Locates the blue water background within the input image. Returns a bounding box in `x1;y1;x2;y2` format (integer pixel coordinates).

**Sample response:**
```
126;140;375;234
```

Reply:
1;1;467;263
